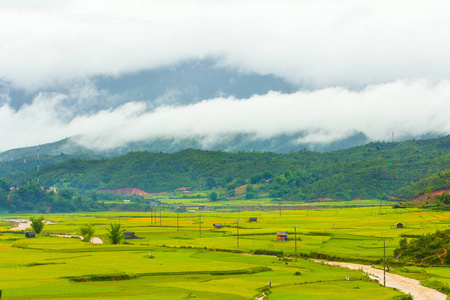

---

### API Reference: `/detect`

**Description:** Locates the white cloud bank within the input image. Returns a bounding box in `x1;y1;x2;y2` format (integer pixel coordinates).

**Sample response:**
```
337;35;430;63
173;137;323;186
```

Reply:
1;80;449;151
0;0;449;90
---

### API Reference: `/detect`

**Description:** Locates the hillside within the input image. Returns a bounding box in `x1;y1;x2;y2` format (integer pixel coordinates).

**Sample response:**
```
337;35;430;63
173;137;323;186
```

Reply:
19;135;449;200
394;230;450;265
396;170;450;200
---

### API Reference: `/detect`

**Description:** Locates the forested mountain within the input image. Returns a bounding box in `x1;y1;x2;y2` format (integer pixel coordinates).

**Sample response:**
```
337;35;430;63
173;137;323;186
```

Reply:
17;135;448;201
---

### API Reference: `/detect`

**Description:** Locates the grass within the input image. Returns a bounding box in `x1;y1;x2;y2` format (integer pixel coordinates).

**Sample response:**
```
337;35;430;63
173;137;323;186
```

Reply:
0;206;448;299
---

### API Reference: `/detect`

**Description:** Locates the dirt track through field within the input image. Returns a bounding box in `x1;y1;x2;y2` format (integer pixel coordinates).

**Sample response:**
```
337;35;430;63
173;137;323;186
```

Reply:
7;219;32;230
314;260;447;300
7;220;103;244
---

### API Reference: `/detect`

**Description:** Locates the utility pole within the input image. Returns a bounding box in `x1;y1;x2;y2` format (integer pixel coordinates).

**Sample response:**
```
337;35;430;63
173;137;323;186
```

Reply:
160;208;161;226
383;239;386;287
379;237;389;287
279;205;281;217
199;214;201;238
235;220;241;247
291;226;300;262
177;210;179;231
37;145;40;183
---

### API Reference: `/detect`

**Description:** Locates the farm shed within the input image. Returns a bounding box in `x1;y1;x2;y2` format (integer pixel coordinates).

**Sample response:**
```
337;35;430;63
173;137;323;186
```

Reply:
25;232;36;238
248;217;257;222
213;223;223;229
123;231;138;239
277;232;288;241
396;222;404;228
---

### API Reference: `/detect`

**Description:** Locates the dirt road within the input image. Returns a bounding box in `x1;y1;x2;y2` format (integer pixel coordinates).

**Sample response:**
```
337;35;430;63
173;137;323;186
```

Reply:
7;219;32;230
7;219;103;244
314;260;447;300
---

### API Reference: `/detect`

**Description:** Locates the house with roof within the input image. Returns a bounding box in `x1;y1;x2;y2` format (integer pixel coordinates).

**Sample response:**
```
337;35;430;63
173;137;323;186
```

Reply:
123;231;138;239
277;231;288;241
213;223;223;229
25;232;36;238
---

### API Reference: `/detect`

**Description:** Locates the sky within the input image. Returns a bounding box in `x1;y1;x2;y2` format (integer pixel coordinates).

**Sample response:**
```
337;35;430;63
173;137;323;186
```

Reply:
0;0;449;152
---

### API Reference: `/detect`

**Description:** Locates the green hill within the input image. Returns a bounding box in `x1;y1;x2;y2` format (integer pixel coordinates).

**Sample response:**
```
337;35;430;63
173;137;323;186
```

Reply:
396;170;450;199
4;135;450;201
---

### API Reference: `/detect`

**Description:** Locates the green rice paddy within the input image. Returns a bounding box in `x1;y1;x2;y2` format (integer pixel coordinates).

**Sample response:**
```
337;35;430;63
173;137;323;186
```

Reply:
0;206;449;299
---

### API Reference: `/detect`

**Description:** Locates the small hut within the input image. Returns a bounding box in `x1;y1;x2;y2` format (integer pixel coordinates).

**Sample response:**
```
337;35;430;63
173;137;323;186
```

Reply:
248;217;258;222
213;223;223;229
25;232;36;238
277;231;288;241
123;231;138;239
396;222;404;229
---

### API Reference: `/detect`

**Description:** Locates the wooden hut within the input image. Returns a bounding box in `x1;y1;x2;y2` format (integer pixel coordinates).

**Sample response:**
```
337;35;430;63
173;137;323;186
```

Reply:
213;223;223;229
123;231;138;239
396;222;404;229
25;232;36;238
277;231;288;241
248;217;258;222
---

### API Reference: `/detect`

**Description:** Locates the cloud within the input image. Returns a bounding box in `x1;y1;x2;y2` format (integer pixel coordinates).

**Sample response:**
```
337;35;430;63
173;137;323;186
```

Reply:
0;0;449;90
1;79;448;151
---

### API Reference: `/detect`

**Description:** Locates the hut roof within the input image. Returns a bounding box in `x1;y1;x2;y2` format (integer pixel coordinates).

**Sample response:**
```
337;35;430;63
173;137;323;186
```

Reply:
25;232;36;238
123;231;135;235
277;231;288;236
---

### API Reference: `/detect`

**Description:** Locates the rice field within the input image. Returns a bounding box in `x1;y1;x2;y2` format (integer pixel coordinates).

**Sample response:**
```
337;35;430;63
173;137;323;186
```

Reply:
0;206;449;299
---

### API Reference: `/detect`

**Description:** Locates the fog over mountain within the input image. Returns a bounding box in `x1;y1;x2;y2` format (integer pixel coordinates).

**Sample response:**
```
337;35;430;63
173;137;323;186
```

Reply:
1;1;449;153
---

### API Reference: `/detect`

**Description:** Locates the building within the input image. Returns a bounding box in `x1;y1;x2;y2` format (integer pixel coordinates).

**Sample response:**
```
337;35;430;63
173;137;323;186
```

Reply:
123;231;138;239
25;232;36;238
248;217;257;222
277;231;288;241
213;223;223;229
396;222;404;228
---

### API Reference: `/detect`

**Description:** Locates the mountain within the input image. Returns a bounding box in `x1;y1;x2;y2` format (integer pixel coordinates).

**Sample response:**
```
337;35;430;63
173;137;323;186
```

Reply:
0;131;371;162
16;135;447;201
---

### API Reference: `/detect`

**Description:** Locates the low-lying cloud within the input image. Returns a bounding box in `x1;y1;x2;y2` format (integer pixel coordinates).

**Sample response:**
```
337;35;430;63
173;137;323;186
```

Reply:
1;80;449;152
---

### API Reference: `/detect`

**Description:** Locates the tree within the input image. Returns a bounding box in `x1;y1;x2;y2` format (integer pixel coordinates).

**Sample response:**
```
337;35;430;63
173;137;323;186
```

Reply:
246;185;257;199
59;188;75;200
106;223;125;244
79;224;95;242
208;192;218;202
206;178;217;190
0;178;10;193
29;216;45;233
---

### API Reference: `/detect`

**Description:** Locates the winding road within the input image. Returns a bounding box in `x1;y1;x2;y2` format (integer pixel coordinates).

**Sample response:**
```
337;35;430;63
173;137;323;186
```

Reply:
315;260;447;300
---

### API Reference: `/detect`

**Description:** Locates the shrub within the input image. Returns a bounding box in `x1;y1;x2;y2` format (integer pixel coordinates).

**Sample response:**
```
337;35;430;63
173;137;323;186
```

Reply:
29;216;45;234
106;223;125;244
79;224;95;242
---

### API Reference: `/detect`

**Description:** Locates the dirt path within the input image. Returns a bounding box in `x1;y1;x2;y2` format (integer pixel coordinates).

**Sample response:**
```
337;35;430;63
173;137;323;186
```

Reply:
90;237;103;244
6;219;32;230
314;260;447;300
7;220;103;244
7;219;56;230
46;234;103;244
